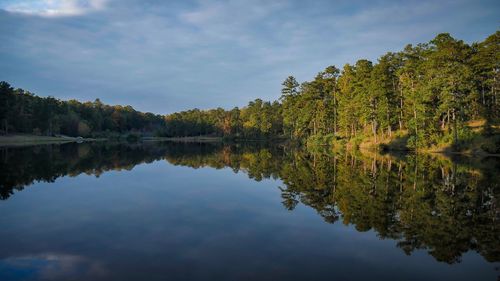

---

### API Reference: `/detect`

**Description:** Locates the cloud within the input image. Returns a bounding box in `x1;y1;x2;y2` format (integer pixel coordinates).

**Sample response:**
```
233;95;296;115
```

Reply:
1;0;107;17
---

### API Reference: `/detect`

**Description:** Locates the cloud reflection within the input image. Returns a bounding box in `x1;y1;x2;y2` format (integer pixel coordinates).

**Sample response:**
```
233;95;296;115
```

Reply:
0;253;108;280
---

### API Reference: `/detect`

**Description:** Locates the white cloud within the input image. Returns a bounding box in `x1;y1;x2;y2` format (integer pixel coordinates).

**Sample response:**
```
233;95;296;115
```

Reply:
2;0;107;17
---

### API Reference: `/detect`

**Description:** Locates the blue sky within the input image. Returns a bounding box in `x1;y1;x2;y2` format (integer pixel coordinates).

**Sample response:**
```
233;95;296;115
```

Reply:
0;0;498;114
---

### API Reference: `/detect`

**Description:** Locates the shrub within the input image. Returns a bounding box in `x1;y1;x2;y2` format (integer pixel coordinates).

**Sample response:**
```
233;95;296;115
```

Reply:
126;133;141;143
77;121;91;137
480;135;500;154
347;135;364;150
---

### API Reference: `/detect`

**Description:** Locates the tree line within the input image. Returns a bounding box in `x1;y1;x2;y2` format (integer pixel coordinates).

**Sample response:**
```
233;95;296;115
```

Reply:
1;31;498;150
165;99;283;138
0;82;166;137
166;31;499;150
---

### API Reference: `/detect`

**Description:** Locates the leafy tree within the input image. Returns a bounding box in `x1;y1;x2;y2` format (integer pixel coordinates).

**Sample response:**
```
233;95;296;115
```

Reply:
2;30;499;151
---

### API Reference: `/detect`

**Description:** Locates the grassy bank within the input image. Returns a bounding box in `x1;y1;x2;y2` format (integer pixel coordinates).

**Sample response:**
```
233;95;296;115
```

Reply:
364;134;500;156
0;134;97;147
143;136;289;143
142;136;223;142
305;120;500;157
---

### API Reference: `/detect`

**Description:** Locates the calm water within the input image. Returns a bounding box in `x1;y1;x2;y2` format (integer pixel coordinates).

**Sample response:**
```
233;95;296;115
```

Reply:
0;142;498;281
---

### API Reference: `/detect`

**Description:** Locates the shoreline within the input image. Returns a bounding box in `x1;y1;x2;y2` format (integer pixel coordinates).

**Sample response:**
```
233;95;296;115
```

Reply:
142;136;223;143
1;134;498;157
0;134;99;147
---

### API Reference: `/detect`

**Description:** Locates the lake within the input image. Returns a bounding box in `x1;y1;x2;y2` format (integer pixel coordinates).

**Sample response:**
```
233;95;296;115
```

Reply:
0;142;498;281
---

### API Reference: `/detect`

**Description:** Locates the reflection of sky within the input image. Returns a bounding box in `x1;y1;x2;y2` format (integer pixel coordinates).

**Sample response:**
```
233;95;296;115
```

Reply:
0;254;107;281
0;160;496;281
0;0;499;114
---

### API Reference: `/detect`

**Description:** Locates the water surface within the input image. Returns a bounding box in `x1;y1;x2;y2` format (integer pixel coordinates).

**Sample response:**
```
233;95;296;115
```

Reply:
0;142;498;281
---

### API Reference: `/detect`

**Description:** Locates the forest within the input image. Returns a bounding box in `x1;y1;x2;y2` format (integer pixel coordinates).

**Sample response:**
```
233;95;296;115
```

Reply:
0;82;167;138
166;31;500;152
1;31;499;151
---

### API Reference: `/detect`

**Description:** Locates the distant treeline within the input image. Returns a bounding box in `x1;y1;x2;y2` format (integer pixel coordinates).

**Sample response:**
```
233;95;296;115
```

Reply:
1;31;499;149
0;82;166;137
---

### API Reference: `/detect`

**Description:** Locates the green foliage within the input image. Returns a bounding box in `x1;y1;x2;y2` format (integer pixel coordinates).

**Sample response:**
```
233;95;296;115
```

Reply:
126;133;141;143
306;134;336;147
348;135;364;150
1;30;499;152
78;121;91;137
0;82;166;137
436;126;476;151
166;100;283;139
480;135;500;154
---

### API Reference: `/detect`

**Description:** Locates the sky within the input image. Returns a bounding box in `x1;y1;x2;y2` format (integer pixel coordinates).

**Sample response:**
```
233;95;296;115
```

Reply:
0;0;499;114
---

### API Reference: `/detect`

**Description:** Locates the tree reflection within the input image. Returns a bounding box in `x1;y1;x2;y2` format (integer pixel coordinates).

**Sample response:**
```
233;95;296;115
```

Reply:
0;142;498;264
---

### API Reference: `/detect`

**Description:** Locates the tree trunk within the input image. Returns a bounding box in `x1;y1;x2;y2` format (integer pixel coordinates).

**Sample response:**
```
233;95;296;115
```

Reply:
482;85;485;105
413;159;418;191
494;75;497;106
453;109;458;150
333;107;337;136
386;100;391;137
399;88;404;130
413;107;418;148
446;110;450;131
